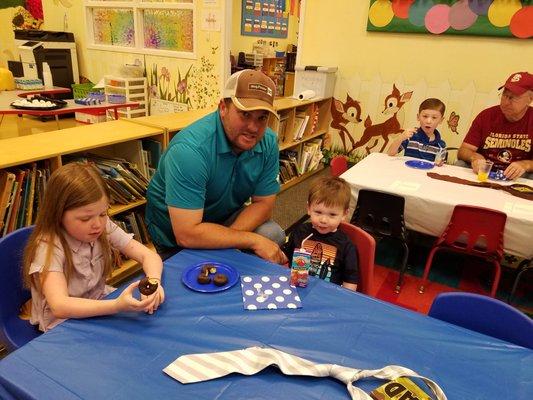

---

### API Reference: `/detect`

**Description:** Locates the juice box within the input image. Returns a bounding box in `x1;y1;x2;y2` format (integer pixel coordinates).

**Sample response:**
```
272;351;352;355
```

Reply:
290;249;310;287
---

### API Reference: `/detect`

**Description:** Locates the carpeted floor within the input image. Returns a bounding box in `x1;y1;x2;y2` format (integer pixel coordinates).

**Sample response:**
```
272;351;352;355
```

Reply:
372;237;532;316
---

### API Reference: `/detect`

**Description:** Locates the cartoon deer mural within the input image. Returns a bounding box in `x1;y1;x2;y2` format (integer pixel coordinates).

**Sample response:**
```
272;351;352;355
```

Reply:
330;94;363;153
351;84;413;154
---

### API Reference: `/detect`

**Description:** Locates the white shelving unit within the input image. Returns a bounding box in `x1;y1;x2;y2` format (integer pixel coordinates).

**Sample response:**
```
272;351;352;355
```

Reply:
104;76;148;119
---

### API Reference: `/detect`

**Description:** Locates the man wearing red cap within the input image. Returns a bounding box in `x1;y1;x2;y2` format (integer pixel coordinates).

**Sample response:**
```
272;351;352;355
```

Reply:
458;72;533;179
146;70;287;264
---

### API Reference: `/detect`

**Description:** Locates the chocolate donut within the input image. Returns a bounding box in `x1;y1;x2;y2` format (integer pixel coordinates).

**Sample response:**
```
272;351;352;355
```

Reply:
201;265;210;275
213;273;228;287
138;277;159;295
197;274;211;284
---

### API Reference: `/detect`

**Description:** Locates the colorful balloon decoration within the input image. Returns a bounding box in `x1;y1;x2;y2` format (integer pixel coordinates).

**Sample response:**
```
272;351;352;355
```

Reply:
367;0;532;38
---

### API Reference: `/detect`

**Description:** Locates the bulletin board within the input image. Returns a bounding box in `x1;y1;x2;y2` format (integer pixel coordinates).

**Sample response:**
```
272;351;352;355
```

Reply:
367;1;533;39
241;0;289;39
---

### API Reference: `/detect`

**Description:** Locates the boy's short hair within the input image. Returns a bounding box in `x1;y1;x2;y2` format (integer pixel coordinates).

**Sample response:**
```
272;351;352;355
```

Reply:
308;176;351;211
419;98;446;116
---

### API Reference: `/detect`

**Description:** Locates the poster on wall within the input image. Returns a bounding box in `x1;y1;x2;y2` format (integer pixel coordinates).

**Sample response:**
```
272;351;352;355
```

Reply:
241;0;289;39
5;0;44;30
367;1;533;39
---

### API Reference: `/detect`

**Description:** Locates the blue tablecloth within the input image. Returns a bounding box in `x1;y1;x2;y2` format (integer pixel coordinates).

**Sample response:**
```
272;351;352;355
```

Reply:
0;249;532;399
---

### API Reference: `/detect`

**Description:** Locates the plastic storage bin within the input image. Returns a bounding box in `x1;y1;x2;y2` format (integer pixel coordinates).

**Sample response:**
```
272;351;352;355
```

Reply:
293;66;338;99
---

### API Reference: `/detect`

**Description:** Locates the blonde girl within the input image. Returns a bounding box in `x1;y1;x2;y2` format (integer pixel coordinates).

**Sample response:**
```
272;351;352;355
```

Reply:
23;163;164;332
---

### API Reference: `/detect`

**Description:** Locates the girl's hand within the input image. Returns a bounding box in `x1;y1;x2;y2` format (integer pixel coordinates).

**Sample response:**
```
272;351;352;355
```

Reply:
142;284;165;314
114;281;157;313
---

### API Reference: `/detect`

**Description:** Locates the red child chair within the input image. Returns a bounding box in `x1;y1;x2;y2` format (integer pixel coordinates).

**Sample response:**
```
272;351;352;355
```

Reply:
419;205;507;298
330;155;348;177
339;222;376;296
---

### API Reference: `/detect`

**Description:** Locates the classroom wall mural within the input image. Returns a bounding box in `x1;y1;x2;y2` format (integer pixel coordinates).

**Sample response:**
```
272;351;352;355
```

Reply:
326;75;502;165
367;0;533;39
3;0;44;30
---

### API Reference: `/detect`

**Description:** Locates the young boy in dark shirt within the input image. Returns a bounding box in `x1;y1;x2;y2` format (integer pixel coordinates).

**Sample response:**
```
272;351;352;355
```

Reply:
282;176;358;291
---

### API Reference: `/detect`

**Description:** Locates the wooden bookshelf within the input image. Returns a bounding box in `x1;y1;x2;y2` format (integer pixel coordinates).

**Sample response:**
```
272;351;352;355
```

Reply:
270;97;332;190
109;199;147;216
0;119;166;284
280;164;325;193
279;128;328;151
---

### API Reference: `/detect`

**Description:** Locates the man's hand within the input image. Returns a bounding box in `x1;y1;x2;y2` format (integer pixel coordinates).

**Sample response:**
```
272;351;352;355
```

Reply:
252;236;288;264
504;161;528;180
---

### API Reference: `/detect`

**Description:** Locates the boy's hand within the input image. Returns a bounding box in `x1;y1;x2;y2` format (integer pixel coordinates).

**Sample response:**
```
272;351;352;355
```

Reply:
402;127;417;140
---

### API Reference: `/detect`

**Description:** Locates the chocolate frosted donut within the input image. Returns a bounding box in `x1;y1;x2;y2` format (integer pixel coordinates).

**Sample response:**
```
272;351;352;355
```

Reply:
197;274;211;284
138;277;159;295
213;273;228;287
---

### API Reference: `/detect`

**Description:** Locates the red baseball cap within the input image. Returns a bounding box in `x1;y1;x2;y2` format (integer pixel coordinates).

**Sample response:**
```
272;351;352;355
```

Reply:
223;70;278;118
498;72;533;96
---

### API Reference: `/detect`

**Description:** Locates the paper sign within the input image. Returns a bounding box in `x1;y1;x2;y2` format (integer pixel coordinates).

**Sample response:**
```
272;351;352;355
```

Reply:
150;98;188;115
202;10;221;31
389;181;421;193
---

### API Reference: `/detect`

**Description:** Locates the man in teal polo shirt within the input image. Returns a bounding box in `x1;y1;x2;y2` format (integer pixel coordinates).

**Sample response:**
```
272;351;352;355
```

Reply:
146;70;287;264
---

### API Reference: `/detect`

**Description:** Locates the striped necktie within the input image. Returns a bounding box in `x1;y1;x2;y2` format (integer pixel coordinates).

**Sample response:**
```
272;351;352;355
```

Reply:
164;346;446;400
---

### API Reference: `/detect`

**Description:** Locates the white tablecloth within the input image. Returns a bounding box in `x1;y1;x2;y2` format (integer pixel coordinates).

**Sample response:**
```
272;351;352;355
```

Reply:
342;152;533;259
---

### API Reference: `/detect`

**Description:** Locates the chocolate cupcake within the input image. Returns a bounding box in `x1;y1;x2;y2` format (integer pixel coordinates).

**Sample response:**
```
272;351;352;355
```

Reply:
138;277;159;296
213;273;228;287
197;274;211;284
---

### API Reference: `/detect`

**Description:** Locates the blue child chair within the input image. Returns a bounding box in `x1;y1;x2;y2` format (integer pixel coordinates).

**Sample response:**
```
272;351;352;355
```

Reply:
429;292;533;349
0;226;41;352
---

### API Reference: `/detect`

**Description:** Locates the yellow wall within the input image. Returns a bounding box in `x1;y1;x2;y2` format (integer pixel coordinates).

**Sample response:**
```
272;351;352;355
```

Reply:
299;0;532;91
231;0;298;57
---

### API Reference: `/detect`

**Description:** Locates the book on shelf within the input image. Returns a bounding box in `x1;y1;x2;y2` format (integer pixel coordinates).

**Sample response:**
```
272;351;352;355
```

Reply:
142;139;162;172
66;155;148;205
24;163;38;227
293;113;309;141
1;162;52;236
2;180;18;237
299;139;323;174
0;171;16;232
277;113;290;143
279;150;300;183
114;211;150;244
6;169;26;235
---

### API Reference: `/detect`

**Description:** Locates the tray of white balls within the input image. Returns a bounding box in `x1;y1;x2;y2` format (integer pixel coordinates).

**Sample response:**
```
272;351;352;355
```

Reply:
11;95;67;111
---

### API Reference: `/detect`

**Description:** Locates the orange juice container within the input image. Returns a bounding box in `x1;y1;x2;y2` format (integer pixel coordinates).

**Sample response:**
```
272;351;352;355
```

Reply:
290;248;310;287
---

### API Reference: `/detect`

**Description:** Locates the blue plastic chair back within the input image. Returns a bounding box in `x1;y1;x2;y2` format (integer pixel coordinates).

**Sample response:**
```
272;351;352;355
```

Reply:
0;226;41;352
429;292;533;349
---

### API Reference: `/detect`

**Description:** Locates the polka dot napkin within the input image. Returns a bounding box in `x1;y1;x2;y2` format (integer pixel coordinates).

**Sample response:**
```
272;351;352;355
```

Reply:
240;275;302;311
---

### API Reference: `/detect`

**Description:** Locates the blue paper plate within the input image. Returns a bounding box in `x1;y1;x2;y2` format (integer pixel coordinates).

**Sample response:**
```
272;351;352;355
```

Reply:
182;262;239;293
489;171;508;181
404;160;434;170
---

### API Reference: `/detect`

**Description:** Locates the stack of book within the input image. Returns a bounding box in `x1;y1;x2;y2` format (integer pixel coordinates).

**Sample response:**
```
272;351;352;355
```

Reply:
0;162;51;236
67;155;149;205
113;211;150;244
279;150;299;184
278;138;324;184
